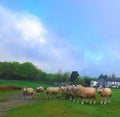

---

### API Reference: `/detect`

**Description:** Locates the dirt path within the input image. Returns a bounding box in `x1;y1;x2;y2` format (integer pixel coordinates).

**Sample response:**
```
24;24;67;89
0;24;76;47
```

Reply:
0;93;35;115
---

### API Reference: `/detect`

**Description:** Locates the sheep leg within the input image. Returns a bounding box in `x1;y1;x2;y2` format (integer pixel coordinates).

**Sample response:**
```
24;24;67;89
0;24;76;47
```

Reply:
28;95;31;99
48;95;52;100
49;93;53;100
46;95;49;99
63;94;66;100
28;94;31;99
74;97;78;103
89;99;92;104
81;101;84;104
85;98;88;103
61;94;63;100
69;97;72;100
47;93;51;100
52;94;55;99
100;97;104;104
81;98;84;104
22;96;25;100
104;97;107;104
26;96;29;100
93;98;96;104
108;97;111;103
108;99;110;103
77;100;79;103
72;96;76;102
69;95;73;101
73;98;75;102
30;95;32;99
76;98;80;103
46;92;49;99
28;94;32;99
92;96;96;104
100;101;103;104
27;95;30;99
106;97;110;103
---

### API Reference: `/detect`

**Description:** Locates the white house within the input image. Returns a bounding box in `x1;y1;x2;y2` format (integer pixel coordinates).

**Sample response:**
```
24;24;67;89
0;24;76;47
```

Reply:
90;78;120;88
90;80;98;87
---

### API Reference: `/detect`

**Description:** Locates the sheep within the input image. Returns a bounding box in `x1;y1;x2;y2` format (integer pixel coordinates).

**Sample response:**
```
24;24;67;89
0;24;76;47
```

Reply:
68;85;85;103
59;86;68;99
22;87;34;99
46;87;60;99
97;86;112;104
77;85;96;104
66;85;73;100
86;87;96;104
70;85;80;102
36;86;45;95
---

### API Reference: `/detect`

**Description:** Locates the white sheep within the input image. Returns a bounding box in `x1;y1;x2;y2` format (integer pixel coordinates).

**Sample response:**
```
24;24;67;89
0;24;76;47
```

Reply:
66;85;73;100
86;87;96;104
46;87;60;99
77;85;96;104
36;86;45;95
97;86;112;104
70;85;80;102
22;87;34;99
59;86;68;99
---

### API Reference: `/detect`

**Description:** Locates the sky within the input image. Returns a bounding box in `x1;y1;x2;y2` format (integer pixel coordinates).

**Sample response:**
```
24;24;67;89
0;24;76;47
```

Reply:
0;0;120;77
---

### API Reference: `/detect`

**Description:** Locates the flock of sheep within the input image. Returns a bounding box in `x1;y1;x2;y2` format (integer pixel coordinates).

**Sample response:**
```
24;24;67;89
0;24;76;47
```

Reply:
22;85;112;104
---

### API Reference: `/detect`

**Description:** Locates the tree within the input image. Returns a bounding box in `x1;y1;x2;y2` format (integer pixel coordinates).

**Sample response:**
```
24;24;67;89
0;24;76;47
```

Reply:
62;72;70;82
111;73;116;79
76;77;86;86
0;61;46;81
83;76;92;86
70;71;79;83
98;73;108;79
55;71;63;82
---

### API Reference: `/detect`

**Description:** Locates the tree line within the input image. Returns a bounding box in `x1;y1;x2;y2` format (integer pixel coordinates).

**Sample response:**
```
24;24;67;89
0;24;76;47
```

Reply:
0;61;94;86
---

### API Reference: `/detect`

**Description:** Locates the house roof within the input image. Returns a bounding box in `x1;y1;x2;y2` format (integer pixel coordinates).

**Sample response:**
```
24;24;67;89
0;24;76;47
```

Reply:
91;78;120;88
97;78;120;82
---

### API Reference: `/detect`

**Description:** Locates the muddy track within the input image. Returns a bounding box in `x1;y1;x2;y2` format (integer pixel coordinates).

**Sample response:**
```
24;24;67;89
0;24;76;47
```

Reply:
0;93;35;115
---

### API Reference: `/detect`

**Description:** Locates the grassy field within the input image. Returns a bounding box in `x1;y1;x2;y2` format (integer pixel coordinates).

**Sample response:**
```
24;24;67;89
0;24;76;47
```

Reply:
0;80;120;117
0;90;19;102
0;80;50;88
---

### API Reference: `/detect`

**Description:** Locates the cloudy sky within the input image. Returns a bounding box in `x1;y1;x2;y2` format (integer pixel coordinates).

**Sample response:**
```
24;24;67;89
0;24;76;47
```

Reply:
0;0;120;77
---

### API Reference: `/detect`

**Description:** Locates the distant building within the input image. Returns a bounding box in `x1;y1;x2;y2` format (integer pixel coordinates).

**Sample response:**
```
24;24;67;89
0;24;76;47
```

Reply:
90;78;120;88
60;81;72;86
90;80;98;87
53;81;72;86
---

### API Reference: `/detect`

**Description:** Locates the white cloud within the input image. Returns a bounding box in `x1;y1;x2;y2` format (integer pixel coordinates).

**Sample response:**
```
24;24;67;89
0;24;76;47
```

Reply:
1;3;120;77
15;14;48;44
0;5;84;74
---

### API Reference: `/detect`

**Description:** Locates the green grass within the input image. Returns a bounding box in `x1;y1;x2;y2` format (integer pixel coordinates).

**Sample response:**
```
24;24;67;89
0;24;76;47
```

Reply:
0;88;120;117
0;80;120;117
0;90;19;102
0;79;50;88
33;89;120;117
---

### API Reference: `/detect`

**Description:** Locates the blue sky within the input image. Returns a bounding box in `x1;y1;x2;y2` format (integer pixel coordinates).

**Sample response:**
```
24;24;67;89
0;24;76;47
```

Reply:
0;0;120;77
